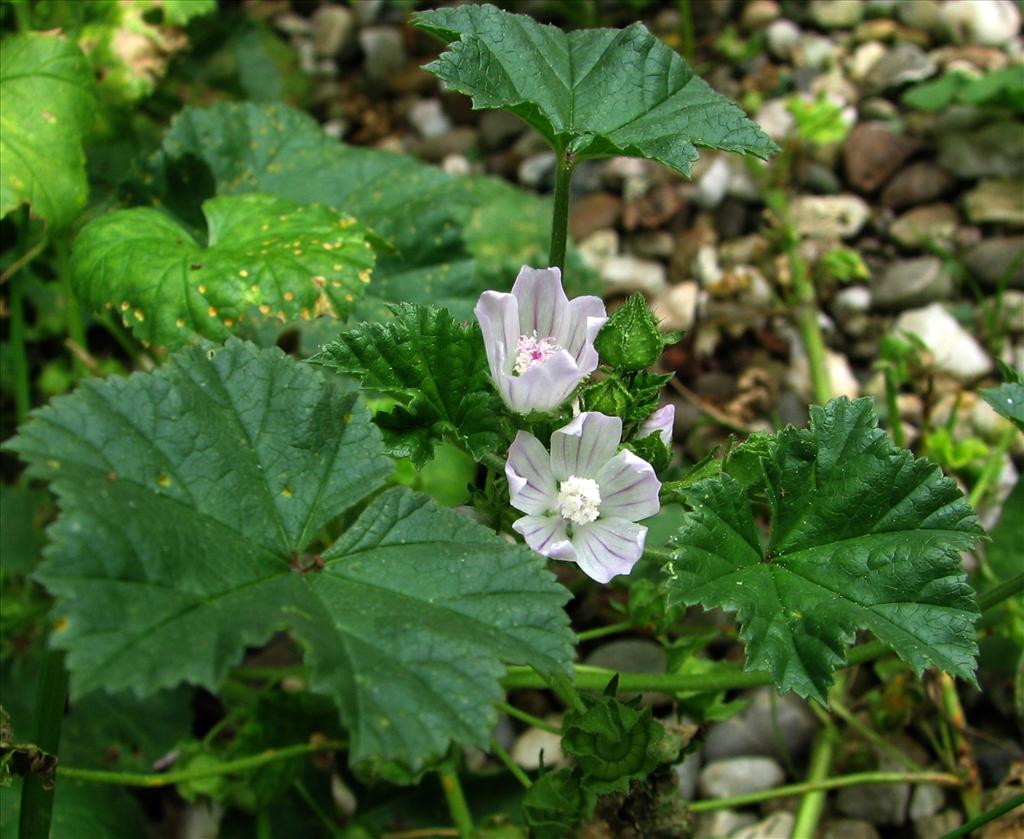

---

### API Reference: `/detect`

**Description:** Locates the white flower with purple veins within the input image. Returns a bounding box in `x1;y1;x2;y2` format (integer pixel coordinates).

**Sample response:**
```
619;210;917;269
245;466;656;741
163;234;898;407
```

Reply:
475;266;607;414
506;412;662;583
639;404;675;445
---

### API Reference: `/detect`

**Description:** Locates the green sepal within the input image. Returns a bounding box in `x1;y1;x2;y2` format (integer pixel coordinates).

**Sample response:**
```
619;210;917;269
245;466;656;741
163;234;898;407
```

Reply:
521;768;595;839
594;294;678;372
624;433;672;474
580;372;673;426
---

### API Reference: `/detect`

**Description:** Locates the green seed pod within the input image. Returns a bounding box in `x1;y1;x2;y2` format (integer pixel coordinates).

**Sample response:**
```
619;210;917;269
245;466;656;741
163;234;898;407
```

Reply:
594;293;677;372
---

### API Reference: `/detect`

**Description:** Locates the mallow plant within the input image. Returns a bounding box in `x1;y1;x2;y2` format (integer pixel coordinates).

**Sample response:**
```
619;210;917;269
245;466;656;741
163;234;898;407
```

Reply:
3;4;1020;838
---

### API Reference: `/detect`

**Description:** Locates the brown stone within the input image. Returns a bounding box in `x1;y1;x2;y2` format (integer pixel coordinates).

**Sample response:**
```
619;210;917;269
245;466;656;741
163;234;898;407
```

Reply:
880;162;955;209
622;183;684;231
843;122;921;194
569;192;621;240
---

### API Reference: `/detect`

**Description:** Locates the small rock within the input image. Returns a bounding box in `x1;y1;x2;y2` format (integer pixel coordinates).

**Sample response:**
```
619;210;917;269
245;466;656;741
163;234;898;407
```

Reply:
810;0;863;30
848;41;888;82
312;4;356;57
275;12;312;37
353;0;385;25
599;254;669;297
932;45;1010;74
910;784;946;820
441;154;471;178
822;818;882;839
721;234;770;266
964;178;1024;226
898;0;942;34
755;99;796;142
799;33;838;69
517;151;556;189
322;118;347;140
837;776;911;825
855;18;899;42
653;282;702;333
570;193;621;240
741;0;780;30
895;303;994;381
862;42;937;93
511;726;564;770
873;256;955;309
407;127;476;163
623;182;683;230
859;96;900;121
881;162;955;209
407;98;450;139
791;194;871;238
695;810;758;838
694;157;731;208
965;236;1024;289
915;810;962;839
941;0;1021;46
630;231;675;259
479;110;524;150
359;27;406;83
584;639;668;704
699;756;785;799
939;121;1024;179
693;244;722;286
827;350;861;398
577;229;619;271
733;812;795;839
890;203;960;249
835;285;873;318
767;18;801;60
843;122;921;193
673;750;701;801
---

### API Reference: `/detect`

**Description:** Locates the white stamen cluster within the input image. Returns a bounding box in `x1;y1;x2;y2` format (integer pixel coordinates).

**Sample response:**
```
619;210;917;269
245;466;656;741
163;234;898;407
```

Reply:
514;331;560;374
557;476;602;526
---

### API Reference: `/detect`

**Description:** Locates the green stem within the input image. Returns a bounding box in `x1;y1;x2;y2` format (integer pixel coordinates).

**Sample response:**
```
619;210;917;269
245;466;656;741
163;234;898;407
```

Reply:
831;696;924;772
938;792;1024;839
293;779;342;837
938;672;982;820
883;366;905;448
688;771;962;813
978;571;1024;614
576;621;632;643
438;760;473;839
58;739;344;787
791;723;837;839
676;0;695;63
548;151;574;273
11;0;32;31
968;425;1017;508
18;650;68;839
496;701;561;736
9;273;31;422
548;670;587;714
55;239;87;377
790;245;832;405
491;736;531;789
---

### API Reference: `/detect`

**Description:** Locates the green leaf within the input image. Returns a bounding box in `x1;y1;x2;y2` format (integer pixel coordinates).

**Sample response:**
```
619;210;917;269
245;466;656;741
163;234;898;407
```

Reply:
902;73;965;111
986;478;1024;583
71;193;376;349
157;0;217;25
1;780;147;839
0;33;94;228
980;363;1024;431
595;293;674;372
665;397;982;703
522;768;594;839
580;371;672;425
6;339;572;770
414;4;778;177
310;304;511;467
561;688;677;794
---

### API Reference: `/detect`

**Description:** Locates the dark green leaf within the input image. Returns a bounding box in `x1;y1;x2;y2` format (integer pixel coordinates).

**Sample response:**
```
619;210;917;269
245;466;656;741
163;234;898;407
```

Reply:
72;193;376;349
414;4;778;177
522;768;594;839
310;304;511;467
665;397;982;703
980;363;1024;431
1;780;146;839
6;339;572;770
0;33;95;228
987;478;1024;583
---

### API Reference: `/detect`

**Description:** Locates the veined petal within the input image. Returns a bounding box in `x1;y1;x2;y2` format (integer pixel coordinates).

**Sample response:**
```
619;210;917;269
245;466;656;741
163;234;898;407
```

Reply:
550;412;622;480
639;404;675;446
475;289;520;376
512;514;575;561
596;450;662;521
503;348;582;413
564;295;607;373
571;518;647;583
511;266;570;342
506;431;558;515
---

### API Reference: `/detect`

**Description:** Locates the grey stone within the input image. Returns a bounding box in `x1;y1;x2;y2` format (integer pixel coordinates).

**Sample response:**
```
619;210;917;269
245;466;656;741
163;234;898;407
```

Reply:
511;726;564;770
895;303;994;381
915;810;962;839
694;810;758;838
863;43;937;93
359;27;406;83
881;162;955;209
312;4;355;57
834;285;873;319
767;18;801;60
872;257;955;310
837;776;911;825
898;0;942;33
653;282;702;333
940;0;1021;46
698;756;786;799
939;121;1024;179
584;639;668;704
599;254;669;296
810;0;863;29
909;783;946;820
741;0;781;30
673;750;701;801
843;121;921;193
848;41;887;82
517;151;557;189
799;33;837;69
629;231;675;259
822;818;881;839
732;812;795;839
889;204;960;250
479;110;524;150
965;236;1024;289
407;99;450;139
755;99;796;142
704;688;818;763
694;157;731;208
964;177;1024;226
791;194;871;238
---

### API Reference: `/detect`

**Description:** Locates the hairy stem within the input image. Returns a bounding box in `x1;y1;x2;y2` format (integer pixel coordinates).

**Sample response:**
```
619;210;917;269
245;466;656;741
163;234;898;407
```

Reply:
18;650;68;839
978;571;1024;613
939;792;1024;839
576;621;632;643
790;247;832;405
438;760;473;839
548;151;574;273
496;701;561;735
491;736;531;789
688;771;962;813
938;672;982;819
791;722;837;838
883;365;905;448
968;425;1017;508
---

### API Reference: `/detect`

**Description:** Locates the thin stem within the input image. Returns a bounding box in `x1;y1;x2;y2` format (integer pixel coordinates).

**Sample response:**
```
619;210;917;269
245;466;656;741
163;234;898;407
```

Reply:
0;233;47;286
676;0;695;63
831;696;924;772
18;650;68;839
9;273;31;422
789;243;832;405
293;779;341;837
548;151;574;273
491;736;531;789
938;792;1024;839
496;701;561;736
978;571;1024;614
548;670;587;714
969;425;1017;508
883;366;905;448
576;621;632;643
938;672;982;819
791;723;837;839
688;771;962;813
505;663;769;693
58;739;344;787
438;760;473;839
55;239;87;377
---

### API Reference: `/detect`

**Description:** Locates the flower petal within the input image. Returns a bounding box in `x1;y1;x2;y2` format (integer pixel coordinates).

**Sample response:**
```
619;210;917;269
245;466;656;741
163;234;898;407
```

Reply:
511;266;570;342
563;295;607;373
513;514;575;561
506;431;558;515
596;450;662;521
550;412;622;480
503;348;582;414
475;289;519;377
638;404;675;446
571;518;647;583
